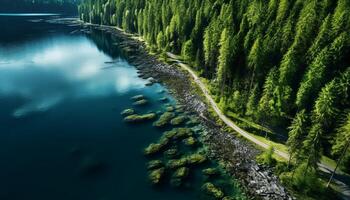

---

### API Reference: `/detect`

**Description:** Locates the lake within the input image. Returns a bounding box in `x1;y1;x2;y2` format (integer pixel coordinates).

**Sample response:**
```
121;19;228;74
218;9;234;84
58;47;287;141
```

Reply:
0;14;245;200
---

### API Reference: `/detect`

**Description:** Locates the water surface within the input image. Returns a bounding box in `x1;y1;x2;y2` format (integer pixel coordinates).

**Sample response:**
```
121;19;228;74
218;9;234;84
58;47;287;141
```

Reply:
0;15;198;200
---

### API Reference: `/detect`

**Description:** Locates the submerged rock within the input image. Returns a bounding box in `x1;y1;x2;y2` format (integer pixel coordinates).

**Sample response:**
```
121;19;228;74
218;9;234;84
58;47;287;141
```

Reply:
121;108;135;116
167;153;207;169
162;128;193;140
183;137;197;146
157;89;165;94
164;148;180;159
144;143;163;155
158;137;170;147
79;157;107;176
159;97;168;102
173;167;189;179
147;160;164;170
172;128;193;139
222;197;235;200
186;153;207;165
175;104;185;112
202;182;224;199
171;167;189;187
131;95;145;101
167;158;188;169
133;99;148;106
166;106;175;112
186;117;200;126
202;168;220;176
170;116;186;126
124;113;156;123
149;167;165;185
153;112;176;127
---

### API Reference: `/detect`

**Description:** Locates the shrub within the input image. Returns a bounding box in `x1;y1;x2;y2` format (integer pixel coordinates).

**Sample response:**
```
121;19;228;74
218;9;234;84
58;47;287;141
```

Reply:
257;146;276;166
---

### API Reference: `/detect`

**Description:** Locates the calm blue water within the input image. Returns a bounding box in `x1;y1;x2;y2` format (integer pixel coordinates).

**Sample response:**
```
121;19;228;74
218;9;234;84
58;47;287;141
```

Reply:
0;15;198;200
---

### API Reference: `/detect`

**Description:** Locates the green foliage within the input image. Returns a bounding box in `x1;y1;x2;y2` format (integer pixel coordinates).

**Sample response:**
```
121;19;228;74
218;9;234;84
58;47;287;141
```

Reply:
332;112;350;173
79;0;350;179
181;40;194;63
287;110;308;162
257;146;276;166
280;163;324;196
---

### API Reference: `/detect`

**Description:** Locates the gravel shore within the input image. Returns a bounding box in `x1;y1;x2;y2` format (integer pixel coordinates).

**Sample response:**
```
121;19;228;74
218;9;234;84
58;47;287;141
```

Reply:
48;17;294;200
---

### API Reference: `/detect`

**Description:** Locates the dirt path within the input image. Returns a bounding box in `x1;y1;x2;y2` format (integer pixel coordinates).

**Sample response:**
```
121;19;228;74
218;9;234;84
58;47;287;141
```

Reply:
166;52;350;200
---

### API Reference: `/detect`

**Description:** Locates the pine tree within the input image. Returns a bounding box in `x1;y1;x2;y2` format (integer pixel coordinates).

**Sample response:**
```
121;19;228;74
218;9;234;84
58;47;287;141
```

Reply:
217;28;233;94
287;110;308;165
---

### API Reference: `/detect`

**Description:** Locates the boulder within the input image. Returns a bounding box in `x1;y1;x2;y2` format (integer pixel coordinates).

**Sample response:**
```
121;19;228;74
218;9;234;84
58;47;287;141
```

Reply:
183;137;197;146
164;148;180;159
201;182;224;199
173;167;189;179
144;143;163;155
131;95;145;101
167;158;188;169
202;168;220;176
133;99;148;106
149;167;165;185
121;108;135;116
124;113;156;123
186;153;207;165
153;112;176;127
147;160;164;170
170;116;186;126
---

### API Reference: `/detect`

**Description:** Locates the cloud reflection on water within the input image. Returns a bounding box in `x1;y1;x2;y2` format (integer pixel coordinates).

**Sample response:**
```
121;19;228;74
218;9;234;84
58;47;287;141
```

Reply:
0;35;147;118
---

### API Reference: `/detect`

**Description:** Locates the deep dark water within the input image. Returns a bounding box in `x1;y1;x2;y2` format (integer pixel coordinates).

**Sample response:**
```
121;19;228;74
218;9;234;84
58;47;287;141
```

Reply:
0;15;244;200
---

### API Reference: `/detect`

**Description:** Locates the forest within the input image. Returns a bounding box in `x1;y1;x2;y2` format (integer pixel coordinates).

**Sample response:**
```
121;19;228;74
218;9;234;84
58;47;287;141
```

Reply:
78;0;350;195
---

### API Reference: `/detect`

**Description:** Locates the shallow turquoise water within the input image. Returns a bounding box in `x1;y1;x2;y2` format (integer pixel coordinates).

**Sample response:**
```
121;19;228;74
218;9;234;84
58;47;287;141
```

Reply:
0;15;200;200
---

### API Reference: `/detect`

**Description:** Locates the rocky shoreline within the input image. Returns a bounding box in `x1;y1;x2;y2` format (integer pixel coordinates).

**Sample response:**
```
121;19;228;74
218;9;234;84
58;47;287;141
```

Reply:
48;17;294;200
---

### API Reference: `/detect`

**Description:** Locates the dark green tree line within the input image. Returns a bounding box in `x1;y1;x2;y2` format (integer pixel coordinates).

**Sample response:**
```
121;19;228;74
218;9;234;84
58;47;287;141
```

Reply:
79;0;350;173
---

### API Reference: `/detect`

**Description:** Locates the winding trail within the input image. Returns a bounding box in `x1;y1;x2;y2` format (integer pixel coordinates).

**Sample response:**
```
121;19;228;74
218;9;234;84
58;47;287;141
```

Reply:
166;52;350;199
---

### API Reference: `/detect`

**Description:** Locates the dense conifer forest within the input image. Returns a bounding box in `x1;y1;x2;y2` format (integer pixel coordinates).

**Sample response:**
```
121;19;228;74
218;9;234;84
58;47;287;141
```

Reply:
78;0;350;174
78;0;350;195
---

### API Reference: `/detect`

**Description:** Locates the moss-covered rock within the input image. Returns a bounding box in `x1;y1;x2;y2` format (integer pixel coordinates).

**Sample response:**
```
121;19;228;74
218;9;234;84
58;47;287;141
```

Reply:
170;116;186;126
170;167;189;187
163;129;178;139
144;143;162;155
183;137;197;146
186;153;207;165
166;106;175;112
124;113;156;123
147;160;164;170
158;137;170;147
172;128;193;139
186;117;200;126
173;167;189;179
164;148;180;159
167;158;188;169
149;167;165;185
144;137;170;156
133;99;148;106
121;108;135;116
131;95;145;101
175;105;185;112
202;182;224;199
153;112;176;127
202;168;220;176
